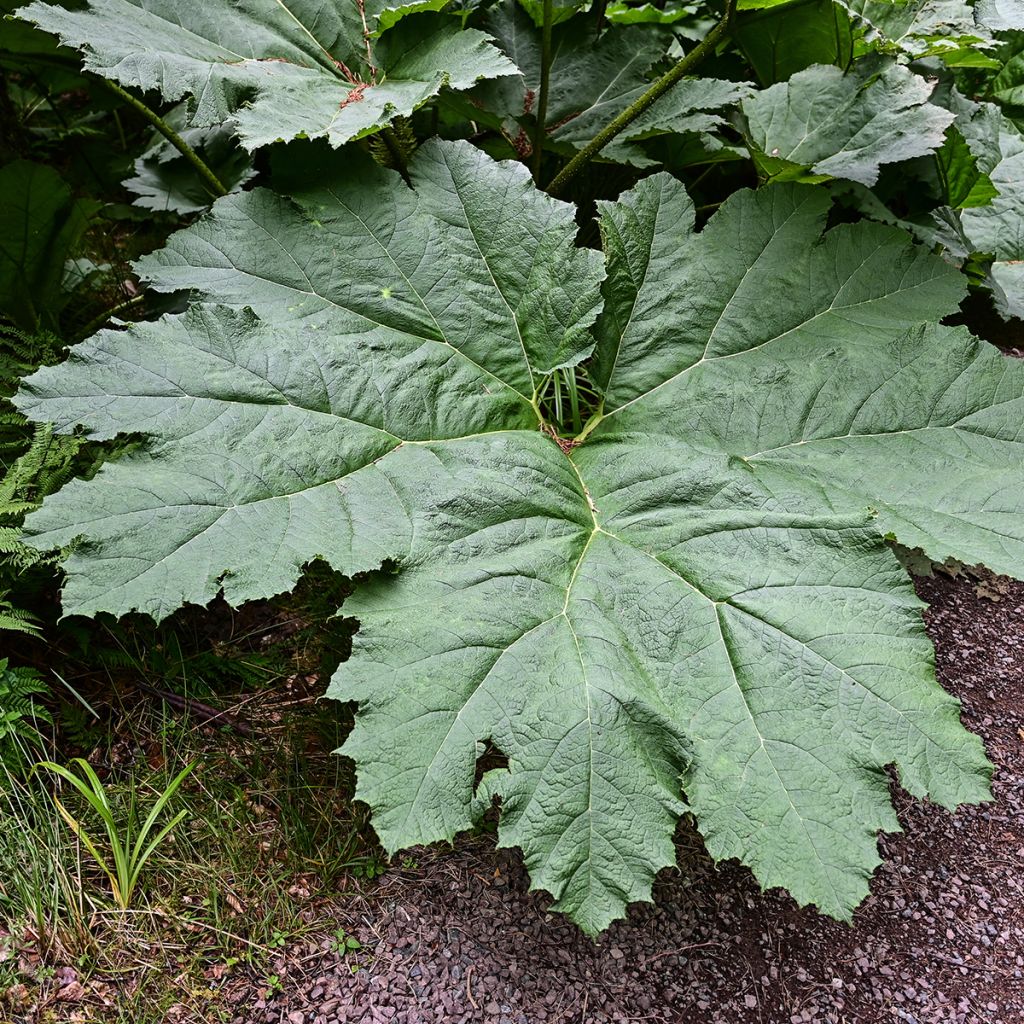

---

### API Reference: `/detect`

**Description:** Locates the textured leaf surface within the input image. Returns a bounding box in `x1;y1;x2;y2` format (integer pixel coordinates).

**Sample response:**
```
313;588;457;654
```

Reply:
19;144;1015;935
140;141;604;379
740;61;954;186
19;141;603;617
17;0;515;148
976;0;1024;29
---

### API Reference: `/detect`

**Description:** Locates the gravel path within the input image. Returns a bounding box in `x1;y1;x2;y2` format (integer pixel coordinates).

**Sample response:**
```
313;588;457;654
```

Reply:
235;573;1024;1023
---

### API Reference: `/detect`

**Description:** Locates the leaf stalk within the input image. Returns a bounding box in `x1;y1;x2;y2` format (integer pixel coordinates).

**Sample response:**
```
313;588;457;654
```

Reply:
546;1;735;196
380;126;411;182
532;0;555;182
102;79;228;199
75;292;147;342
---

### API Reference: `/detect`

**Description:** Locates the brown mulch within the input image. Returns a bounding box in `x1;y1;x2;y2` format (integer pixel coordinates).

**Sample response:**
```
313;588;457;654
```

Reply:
230;572;1024;1024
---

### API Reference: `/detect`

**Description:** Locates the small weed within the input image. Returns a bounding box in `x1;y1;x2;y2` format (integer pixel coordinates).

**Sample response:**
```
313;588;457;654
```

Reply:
328;926;361;955
350;853;387;880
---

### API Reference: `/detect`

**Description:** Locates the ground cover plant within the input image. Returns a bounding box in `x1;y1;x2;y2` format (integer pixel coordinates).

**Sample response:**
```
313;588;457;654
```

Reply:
6;0;1024;948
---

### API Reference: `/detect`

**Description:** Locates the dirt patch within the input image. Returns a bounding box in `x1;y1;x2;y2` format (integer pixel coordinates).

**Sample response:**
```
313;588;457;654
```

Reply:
229;573;1024;1024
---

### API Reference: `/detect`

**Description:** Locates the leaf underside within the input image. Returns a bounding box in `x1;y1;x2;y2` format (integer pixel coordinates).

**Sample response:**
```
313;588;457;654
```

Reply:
19;141;1019;935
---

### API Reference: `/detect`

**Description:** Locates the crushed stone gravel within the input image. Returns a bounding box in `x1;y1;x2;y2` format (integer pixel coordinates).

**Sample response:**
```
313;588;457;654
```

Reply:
228;572;1024;1023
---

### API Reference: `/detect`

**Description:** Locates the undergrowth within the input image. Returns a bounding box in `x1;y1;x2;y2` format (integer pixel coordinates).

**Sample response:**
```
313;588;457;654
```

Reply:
0;573;386;1023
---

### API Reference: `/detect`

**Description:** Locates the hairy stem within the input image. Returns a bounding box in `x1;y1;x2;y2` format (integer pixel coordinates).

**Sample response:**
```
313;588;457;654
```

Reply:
102;79;228;199
532;0;555;182
546;2;735;196
380;127;411;182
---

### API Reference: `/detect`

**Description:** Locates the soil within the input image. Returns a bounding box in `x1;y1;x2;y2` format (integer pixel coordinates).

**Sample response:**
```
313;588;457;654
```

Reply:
228;572;1024;1024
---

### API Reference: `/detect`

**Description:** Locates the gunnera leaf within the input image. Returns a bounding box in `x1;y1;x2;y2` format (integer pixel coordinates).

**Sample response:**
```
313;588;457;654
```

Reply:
976;0;1024;30
18;141;1019;936
16;0;516;148
843;0;996;64
961;120;1024;318
739;59;954;186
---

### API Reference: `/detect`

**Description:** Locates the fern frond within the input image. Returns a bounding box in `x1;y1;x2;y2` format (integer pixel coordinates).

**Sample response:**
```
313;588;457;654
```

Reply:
0;594;42;636
0;659;53;756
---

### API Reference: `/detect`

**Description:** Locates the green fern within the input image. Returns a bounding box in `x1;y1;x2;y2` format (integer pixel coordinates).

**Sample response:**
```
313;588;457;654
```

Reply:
0;593;41;636
0;658;52;768
0;422;83;576
0;325;65;392
2;421;83;508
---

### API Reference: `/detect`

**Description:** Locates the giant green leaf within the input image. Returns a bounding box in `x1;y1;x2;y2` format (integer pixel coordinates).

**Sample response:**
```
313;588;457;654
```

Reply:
19;142;1016;935
739;60;954;186
16;0;515;148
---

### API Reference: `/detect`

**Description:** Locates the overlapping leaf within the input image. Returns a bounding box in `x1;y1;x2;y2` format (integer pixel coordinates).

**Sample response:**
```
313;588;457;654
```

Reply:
470;2;746;166
736;0;854;85
843;0;997;64
739;59;954;186
962;120;1024;317
16;0;516;148
18;142;1019;935
915;88;1024;318
470;3;663;150
123;107;255;215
